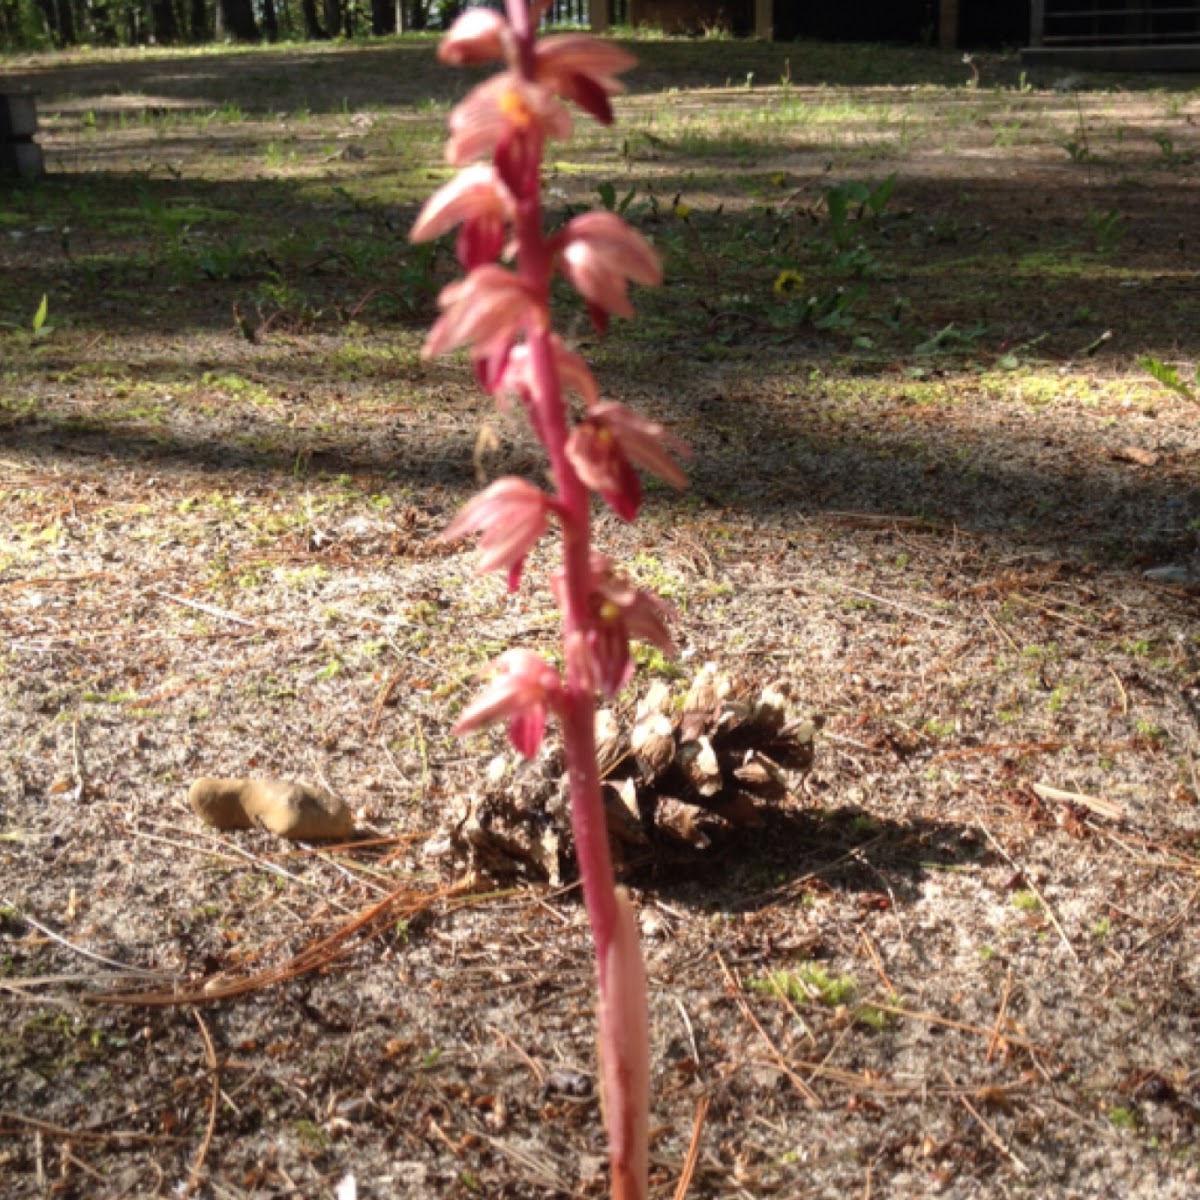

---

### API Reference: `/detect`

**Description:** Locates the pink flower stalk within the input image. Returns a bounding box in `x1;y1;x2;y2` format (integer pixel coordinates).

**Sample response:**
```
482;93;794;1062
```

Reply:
417;9;682;1198
443;476;552;591
599;888;650;1200
453;648;565;758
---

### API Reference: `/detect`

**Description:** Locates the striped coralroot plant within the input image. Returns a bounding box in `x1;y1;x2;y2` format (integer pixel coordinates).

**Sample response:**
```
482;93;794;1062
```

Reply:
411;4;689;1197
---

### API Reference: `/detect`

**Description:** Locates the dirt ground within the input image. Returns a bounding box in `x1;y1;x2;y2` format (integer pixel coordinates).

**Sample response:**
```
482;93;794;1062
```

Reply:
2;34;1200;1200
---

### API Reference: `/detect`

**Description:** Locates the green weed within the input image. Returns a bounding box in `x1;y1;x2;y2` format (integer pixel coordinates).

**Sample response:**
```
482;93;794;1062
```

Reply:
751;962;857;1008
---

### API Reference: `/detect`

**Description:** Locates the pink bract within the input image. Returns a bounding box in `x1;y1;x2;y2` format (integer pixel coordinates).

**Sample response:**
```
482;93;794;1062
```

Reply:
600;889;650;1200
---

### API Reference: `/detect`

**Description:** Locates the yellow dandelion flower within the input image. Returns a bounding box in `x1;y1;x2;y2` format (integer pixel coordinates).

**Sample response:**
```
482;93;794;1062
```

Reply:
773;269;804;296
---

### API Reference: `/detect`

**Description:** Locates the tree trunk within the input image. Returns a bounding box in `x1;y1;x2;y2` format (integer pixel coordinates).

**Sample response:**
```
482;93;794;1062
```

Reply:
322;0;342;37
371;0;393;34
88;0;119;44
219;0;259;39
189;0;208;39
58;0;76;42
151;0;177;43
262;0;278;40
406;0;430;31
300;0;327;36
34;0;76;44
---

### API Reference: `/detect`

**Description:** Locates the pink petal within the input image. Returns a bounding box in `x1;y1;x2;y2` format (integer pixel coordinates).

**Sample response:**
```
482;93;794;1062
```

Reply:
447;74;572;166
590;402;690;490
422;266;539;359
534;35;637;125
560;244;636;320
589;612;633;698
452;649;563;759
438;8;509;66
558;213;661;320
566;421;642;521
410;165;515;245
535;34;637;84
620;590;676;658
442;477;550;581
508;707;547;758
564;212;662;287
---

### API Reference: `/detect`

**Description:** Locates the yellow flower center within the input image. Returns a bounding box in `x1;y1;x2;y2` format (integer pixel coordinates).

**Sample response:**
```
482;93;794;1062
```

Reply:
498;86;533;130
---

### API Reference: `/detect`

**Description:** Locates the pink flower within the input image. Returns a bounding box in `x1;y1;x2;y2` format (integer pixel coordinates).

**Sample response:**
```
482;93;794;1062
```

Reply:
566;401;689;521
599;888;649;1200
534;34;637;125
442;476;551;591
423;265;543;361
555;554;675;698
410;164;515;271
447;73;572;168
499;334;601;411
453;649;565;758
556;212;661;331
437;8;510;67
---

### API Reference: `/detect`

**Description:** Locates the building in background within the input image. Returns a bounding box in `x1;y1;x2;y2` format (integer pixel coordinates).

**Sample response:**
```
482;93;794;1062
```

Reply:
587;0;1200;57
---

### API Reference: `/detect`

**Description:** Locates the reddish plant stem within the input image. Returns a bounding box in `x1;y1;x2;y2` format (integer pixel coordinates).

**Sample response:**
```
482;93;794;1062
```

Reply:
505;0;619;966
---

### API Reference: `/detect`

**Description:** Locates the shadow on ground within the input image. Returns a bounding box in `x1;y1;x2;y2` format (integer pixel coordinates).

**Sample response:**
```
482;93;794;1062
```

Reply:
642;805;981;915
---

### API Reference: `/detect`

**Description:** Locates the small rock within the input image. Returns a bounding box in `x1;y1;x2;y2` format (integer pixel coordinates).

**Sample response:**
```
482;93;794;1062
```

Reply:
188;777;353;841
1144;563;1198;586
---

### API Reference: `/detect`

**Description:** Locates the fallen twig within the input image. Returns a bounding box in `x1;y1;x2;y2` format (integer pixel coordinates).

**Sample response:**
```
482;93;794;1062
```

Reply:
0;1111;185;1145
151;587;270;630
1031;782;1125;824
862;1000;1041;1054
715;951;821;1108
986;968;1014;1065
670;1093;710;1200
839;584;955;627
180;1011;220;1199
6;904;172;981
949;1070;1028;1175
87;881;460;1006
